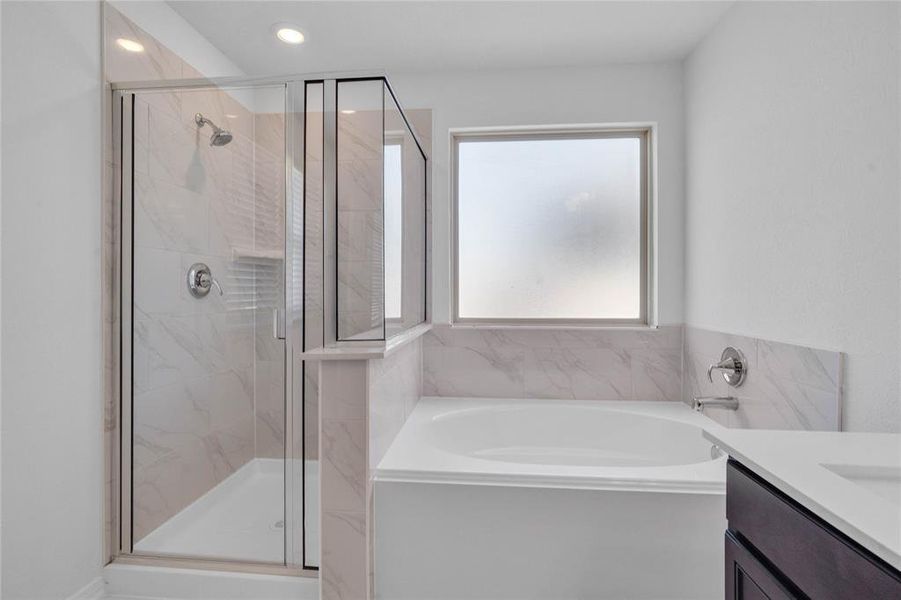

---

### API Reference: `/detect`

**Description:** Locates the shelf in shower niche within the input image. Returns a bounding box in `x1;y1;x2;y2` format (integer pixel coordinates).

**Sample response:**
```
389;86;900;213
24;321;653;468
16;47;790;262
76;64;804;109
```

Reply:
231;247;285;261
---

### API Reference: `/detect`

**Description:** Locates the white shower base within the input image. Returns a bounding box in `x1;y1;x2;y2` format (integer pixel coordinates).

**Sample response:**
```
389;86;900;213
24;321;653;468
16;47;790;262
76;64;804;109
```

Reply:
134;458;319;565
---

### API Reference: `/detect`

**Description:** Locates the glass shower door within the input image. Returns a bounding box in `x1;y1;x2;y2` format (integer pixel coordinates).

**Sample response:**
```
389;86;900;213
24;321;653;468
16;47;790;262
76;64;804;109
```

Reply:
124;83;289;565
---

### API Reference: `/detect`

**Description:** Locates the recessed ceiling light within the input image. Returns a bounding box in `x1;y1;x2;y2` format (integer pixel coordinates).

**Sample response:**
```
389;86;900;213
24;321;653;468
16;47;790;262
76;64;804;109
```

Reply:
116;38;144;53
274;24;305;45
225;114;239;119
340;110;356;115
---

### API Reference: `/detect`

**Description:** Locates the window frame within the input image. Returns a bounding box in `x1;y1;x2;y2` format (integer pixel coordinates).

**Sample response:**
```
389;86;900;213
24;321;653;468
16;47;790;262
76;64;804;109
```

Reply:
451;126;653;327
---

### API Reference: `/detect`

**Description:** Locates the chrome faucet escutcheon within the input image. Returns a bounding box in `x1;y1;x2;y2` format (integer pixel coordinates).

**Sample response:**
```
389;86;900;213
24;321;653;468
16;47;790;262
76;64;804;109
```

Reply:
187;263;224;298
706;347;747;387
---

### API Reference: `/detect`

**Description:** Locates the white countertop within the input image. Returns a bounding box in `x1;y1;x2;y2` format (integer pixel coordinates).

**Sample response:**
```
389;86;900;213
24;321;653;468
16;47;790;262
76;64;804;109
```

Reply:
703;428;901;571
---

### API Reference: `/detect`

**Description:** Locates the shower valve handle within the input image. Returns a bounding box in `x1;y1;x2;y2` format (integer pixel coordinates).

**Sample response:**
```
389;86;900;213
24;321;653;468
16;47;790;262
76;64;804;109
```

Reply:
209;276;224;296
187;263;224;298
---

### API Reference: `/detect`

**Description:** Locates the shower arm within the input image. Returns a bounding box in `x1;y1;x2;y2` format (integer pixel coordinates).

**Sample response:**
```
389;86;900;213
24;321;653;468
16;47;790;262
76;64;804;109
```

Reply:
194;113;222;133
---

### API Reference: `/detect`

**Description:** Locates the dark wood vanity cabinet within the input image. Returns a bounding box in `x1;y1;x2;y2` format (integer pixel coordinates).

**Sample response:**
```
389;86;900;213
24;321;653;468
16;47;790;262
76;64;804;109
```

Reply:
725;459;901;600
725;530;797;600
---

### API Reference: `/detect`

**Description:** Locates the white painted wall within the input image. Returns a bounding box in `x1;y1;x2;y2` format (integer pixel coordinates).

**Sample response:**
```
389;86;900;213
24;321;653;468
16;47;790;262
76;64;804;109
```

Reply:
684;2;901;432
391;63;685;325
1;1;104;598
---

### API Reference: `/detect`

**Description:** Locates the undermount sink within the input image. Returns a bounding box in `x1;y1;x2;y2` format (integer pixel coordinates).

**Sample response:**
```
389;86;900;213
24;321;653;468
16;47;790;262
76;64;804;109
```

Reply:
821;463;901;506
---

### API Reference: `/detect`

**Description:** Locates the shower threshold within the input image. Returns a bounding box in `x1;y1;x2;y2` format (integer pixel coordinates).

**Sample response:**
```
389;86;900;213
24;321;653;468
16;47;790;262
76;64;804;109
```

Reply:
133;458;319;565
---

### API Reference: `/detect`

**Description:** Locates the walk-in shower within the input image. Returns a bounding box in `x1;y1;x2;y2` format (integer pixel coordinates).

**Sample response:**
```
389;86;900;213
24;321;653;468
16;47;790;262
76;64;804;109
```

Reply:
111;73;427;575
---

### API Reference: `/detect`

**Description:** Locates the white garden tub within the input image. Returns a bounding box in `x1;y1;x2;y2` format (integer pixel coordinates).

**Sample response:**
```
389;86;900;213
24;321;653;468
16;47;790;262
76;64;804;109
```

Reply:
374;397;728;600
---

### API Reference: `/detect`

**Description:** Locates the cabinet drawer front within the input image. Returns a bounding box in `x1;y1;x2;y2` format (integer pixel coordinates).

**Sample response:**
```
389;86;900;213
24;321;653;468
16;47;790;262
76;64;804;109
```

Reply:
725;531;799;600
727;460;901;600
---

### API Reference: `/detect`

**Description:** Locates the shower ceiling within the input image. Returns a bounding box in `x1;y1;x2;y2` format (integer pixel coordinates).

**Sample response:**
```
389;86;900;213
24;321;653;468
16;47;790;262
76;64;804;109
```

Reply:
166;1;732;75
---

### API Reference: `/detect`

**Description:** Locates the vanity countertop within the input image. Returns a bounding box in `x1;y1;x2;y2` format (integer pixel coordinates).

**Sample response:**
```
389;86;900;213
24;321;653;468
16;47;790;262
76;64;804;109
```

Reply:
703;428;901;572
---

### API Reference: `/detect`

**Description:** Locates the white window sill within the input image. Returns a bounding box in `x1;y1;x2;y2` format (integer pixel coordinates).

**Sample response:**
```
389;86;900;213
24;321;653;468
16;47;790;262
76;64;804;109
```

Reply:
446;322;659;332
301;322;432;361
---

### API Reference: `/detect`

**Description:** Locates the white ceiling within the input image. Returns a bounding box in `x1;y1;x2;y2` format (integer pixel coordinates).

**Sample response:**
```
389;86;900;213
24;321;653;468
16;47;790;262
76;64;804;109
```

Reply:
167;1;733;75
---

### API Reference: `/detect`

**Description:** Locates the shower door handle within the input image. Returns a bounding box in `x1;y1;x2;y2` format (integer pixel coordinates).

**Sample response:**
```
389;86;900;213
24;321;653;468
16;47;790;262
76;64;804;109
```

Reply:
272;308;286;340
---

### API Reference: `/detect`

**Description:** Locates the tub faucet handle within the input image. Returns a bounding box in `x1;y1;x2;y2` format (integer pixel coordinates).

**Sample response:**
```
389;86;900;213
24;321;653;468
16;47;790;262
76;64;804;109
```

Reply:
706;347;747;387
706;357;737;381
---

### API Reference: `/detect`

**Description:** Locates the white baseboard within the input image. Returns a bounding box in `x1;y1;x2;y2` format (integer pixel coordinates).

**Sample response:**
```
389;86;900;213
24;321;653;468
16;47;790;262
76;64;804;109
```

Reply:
66;577;105;600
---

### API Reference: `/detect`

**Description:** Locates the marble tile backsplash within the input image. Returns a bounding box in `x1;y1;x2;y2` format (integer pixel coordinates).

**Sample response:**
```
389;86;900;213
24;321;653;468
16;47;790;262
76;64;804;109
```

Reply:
422;325;683;401
424;325;843;432
683;326;842;431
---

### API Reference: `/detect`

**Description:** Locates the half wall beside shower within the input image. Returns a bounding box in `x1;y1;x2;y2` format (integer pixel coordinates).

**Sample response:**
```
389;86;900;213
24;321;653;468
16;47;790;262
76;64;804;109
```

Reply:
111;74;427;574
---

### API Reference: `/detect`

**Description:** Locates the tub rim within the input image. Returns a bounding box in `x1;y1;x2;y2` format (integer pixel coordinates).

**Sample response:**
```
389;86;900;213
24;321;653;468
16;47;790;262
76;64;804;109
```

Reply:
374;397;729;495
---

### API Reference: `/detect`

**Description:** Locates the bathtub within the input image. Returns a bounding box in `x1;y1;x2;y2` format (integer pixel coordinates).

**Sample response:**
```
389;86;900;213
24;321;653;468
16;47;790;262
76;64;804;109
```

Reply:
373;397;727;600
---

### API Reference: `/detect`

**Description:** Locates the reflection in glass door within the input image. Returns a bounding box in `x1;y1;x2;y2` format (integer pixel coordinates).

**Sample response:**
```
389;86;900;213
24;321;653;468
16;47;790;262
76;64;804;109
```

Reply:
123;83;289;564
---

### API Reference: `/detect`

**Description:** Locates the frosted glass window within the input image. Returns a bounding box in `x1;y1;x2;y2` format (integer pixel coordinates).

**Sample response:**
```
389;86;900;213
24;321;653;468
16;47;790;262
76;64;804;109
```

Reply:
455;133;646;321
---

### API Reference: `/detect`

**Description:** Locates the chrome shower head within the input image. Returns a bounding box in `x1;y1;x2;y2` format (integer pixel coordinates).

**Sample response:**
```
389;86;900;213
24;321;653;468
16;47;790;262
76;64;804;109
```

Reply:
209;129;233;146
194;113;233;147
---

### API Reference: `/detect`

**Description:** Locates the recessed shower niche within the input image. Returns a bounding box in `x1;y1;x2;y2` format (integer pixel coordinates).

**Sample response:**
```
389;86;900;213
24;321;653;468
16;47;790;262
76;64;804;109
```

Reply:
112;75;427;574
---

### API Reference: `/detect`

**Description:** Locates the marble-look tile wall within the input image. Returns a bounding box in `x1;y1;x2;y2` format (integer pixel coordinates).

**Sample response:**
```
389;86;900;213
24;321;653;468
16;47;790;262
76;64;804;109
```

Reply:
303;86;324;461
384;99;428;338
366;338;423;597
104;3;211;557
105;4;186;83
336;97;385;341
317;338;423;600
683;326;842;430
333;79;431;342
253;111;287;459
319;361;369;600
423;325;684;401
404;109;433;328
105;3;175;560
368;339;423;469
105;90;120;566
